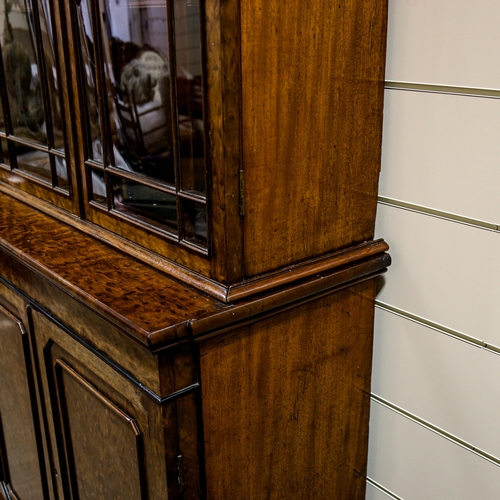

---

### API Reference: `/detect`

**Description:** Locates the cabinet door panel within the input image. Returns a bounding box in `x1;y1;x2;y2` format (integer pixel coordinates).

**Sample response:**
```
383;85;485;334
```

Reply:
0;306;46;500
31;310;170;500
54;360;144;500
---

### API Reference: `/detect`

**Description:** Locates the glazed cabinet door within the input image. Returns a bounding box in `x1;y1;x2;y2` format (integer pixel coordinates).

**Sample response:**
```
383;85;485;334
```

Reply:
30;309;173;500
0;302;49;500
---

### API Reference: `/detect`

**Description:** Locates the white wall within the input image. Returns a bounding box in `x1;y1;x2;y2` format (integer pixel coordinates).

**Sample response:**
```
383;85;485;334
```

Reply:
366;1;500;499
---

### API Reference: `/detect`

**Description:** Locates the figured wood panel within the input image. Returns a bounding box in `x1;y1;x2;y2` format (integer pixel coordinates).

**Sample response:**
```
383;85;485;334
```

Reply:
0;256;163;394
241;0;388;277
55;360;144;500
0;194;227;346
200;280;377;499
31;310;171;499
0;306;46;500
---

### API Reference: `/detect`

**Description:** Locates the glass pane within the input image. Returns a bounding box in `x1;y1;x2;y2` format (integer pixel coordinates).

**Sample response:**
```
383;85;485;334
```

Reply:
75;0;103;162
102;0;175;182
111;176;177;231
16;145;51;182
54;155;68;189
1;0;47;144
0;91;4;132
38;0;65;151
182;199;206;246
1;139;9;166
174;0;206;193
90;168;107;204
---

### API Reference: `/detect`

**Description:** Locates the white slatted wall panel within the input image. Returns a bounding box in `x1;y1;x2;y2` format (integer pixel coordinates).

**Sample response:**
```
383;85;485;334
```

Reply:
366;1;500;498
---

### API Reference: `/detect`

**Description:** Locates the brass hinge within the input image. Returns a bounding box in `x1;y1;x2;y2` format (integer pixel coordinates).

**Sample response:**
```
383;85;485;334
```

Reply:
177;455;184;493
239;170;244;216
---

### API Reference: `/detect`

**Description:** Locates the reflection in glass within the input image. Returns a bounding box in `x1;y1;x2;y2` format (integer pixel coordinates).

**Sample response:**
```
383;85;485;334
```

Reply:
38;0;65;151
182;199;206;246
111;176;178;231
54;156;68;189
16;144;51;182
75;1;208;244
75;0;102;162
0;0;70;189
174;0;206;193
90;168;107;205
1;139;9;165
102;0;174;181
0;90;4;132
1;0;46;143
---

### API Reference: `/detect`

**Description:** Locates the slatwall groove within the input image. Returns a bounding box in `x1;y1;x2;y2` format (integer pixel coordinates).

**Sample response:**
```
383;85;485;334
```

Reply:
366;478;404;500
374;301;500;356
385;81;500;99
370;396;500;468
377;197;499;233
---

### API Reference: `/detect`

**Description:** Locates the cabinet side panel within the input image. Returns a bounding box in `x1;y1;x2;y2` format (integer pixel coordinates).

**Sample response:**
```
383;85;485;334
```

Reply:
200;280;376;499
241;0;388;277
0;307;45;500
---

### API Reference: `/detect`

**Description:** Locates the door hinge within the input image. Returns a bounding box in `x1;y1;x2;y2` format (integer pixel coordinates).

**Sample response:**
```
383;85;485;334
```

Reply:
177;454;184;494
239;170;244;216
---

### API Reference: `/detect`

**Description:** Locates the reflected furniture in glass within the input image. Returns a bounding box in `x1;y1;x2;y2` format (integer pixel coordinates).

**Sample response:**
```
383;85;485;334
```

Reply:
0;0;389;499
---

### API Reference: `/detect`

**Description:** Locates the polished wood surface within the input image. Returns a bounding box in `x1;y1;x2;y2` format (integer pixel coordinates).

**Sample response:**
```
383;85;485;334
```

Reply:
0;194;226;346
205;0;245;285
0;213;387;498
1;181;391;303
32;311;173;499
0;0;389;497
0;254;163;395
189;253;389;341
55;360;144;500
241;0;388;277
159;346;203;500
227;239;389;301
0;0;387;290
200;280;376;499
0;193;389;349
0;168;74;213
0;306;46;500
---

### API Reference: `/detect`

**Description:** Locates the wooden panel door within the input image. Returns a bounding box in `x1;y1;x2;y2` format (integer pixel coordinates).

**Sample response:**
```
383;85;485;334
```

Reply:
52;359;145;500
0;305;48;500
30;309;173;500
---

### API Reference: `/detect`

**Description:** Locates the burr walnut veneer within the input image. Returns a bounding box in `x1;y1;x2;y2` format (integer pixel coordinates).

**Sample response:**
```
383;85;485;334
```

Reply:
0;0;389;498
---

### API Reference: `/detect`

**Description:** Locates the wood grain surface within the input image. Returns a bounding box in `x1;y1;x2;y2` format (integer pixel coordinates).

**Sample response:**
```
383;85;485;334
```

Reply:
0;194;227;346
241;0;388;276
32;311;171;499
0;193;389;349
205;0;245;285
200;280;377;499
0;306;46;500
0;1;390;498
0;0;388;291
54;359;145;500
